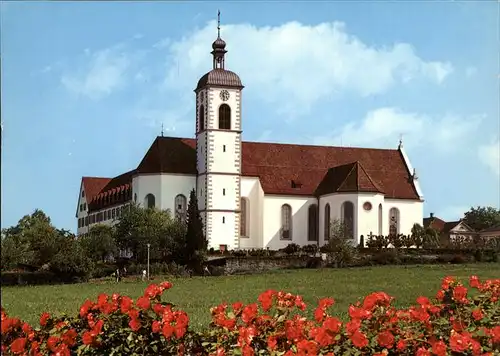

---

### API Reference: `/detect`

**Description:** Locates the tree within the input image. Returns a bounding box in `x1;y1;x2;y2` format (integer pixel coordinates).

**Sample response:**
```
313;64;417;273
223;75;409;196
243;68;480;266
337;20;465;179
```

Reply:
463;206;500;232
410;223;425;248
184;189;206;273
1;209;61;267
0;210;92;280
329;218;352;240
80;225;117;263
50;236;94;282
423;227;440;249
113;203;185;263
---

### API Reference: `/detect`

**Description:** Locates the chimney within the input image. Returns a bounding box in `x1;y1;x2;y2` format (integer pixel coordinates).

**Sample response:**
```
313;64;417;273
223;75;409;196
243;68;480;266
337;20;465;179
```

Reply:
430;212;434;218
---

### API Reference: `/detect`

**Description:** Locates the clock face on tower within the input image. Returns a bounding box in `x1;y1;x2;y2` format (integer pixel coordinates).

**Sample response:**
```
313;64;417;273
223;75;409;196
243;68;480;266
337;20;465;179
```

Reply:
219;90;230;101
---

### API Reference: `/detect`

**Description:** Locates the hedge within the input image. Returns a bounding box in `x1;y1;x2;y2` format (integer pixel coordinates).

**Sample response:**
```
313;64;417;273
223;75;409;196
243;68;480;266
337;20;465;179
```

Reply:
1;275;499;355
0;271;84;287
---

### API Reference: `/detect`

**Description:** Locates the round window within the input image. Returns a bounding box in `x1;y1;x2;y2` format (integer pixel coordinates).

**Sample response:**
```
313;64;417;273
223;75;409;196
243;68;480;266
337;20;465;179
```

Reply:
363;202;372;211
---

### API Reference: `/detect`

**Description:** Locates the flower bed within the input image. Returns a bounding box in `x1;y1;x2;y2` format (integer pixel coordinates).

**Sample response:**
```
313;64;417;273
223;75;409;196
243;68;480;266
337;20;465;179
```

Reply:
1;276;499;355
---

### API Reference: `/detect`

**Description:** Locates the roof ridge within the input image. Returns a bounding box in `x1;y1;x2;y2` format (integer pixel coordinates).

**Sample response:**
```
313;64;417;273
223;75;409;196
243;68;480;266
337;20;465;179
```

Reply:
155;135;399;152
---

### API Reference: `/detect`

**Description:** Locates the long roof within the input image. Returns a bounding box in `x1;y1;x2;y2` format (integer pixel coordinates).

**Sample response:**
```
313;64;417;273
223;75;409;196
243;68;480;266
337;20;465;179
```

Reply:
80;136;421;210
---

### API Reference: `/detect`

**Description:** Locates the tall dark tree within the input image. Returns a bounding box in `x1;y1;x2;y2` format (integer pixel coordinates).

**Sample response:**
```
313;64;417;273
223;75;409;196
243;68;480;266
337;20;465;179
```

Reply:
185;189;206;273
463;206;500;232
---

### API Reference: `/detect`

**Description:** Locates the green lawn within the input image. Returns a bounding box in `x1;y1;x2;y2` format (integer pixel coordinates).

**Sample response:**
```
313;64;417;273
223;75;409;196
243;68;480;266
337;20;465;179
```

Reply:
2;264;499;330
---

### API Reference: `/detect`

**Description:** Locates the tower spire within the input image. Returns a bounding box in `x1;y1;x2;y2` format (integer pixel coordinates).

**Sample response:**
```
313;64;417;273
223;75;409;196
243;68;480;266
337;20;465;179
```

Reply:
161;123;164;137
211;10;227;69
217;9;221;38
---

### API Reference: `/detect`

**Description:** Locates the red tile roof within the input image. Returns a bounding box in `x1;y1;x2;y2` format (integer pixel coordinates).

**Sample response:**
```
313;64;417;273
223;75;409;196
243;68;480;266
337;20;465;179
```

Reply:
82;171;135;212
423;216;447;231
423;217;474;234
81;136;421;211
82;177;111;203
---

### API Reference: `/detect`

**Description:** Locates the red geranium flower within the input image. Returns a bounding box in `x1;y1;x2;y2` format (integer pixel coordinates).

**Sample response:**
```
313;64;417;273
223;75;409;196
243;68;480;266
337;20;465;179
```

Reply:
350;330;368;348
453;285;468;303
40;312;50;326
10;338;27;354
377;330;395;349
136;296;150;310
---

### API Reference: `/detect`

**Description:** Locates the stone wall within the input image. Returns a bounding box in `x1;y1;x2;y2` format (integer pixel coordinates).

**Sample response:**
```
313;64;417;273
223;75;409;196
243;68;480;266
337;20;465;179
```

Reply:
222;256;321;275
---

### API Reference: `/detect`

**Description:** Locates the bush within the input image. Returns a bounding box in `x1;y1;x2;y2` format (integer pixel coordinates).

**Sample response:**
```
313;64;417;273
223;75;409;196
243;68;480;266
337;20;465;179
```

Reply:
126;262;189;277
282;243;300;255
301;244;319;255
91;264;117;279
323;238;357;267
1;276;499;355
371;249;401;265
0;271;66;286
436;254;470;264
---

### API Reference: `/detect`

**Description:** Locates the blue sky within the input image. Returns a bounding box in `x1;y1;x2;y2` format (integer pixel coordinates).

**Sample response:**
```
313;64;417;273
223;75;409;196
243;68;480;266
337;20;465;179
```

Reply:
1;1;499;232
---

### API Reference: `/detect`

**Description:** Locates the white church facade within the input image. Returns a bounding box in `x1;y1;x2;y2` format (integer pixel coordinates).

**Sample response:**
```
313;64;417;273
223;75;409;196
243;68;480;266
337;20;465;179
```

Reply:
76;23;424;251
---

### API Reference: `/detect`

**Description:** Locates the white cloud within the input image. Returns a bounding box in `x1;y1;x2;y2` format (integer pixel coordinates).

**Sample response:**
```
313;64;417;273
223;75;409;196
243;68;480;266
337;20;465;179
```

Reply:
478;138;500;176
161;20;454;116
312;107;483;151
61;45;132;100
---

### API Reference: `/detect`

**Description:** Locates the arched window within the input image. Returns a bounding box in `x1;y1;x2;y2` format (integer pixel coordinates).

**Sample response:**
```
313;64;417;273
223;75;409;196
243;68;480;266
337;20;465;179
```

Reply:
281;204;292;240
199;104;205;131
389;208;399;236
240;198;249;237
218;104;231;130
324;203;331;240
308;204;318;241
175;194;187;221
134;193;137;203
341;201;355;239
144;194;155;209
378;204;383;235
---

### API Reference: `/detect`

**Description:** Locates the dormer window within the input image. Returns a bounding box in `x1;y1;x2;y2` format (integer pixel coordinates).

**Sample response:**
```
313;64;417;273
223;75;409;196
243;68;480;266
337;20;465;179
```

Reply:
291;180;302;189
81;190;85;198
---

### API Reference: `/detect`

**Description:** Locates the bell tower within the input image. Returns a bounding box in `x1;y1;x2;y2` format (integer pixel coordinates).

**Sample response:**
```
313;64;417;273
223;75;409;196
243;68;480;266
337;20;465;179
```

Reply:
194;11;244;251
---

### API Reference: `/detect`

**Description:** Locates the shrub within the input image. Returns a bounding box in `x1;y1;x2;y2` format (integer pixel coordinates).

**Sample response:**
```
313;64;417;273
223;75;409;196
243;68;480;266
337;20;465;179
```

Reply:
323;238;357;267
371;249;401;265
2;276;500;355
301;244;319;255
282;243;300;255
436;254;470;264
366;234;390;250
0;271;65;286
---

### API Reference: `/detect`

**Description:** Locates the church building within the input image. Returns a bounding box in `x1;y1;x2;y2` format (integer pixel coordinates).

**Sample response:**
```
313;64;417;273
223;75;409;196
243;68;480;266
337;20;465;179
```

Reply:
76;20;424;251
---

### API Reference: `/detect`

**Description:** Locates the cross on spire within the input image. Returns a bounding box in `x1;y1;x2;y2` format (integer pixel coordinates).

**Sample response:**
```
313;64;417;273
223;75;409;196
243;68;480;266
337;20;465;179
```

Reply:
217;9;221;38
161;123;164;137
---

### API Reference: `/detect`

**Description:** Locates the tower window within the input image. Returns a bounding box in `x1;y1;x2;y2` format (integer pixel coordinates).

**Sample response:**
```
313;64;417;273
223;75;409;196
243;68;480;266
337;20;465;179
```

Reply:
199;104;205;131
223;145;226;152
222;216;225;224
218;104;231;130
223;188;226;196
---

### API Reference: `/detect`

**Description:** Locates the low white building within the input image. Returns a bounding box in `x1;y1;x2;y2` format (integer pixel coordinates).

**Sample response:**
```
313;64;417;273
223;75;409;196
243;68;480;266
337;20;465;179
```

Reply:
76;26;424;251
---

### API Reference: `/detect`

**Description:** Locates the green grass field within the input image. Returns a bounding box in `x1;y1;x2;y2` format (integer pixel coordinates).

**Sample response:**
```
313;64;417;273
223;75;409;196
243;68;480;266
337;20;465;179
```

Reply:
2;264;499;330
